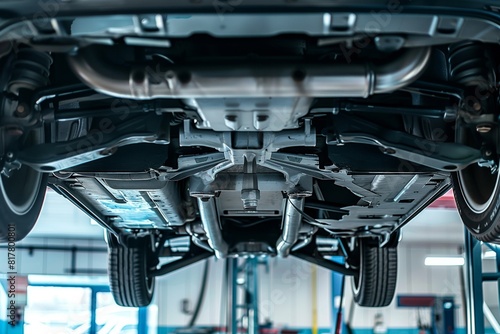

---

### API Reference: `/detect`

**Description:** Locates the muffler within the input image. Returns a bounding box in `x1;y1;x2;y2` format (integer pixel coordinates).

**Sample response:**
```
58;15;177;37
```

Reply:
68;47;431;99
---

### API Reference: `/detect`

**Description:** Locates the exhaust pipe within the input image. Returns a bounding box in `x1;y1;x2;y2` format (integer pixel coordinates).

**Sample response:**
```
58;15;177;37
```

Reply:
197;197;228;259
68;47;431;99
276;196;305;257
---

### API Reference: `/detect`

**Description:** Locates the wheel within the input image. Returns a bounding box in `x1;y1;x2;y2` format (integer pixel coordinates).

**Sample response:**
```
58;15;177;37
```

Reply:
452;126;500;243
452;166;500;242
108;234;156;307
0;168;47;242
0;130;48;242
351;238;397;307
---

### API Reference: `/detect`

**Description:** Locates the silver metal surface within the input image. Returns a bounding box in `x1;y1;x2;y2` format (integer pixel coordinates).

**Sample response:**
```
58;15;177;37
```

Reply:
314;174;450;230
147;181;191;226
290;237;313;252
191;97;312;131
232;242;274;256
291;224;318;252
276;197;305;257
373;47;431;94
103;179;191;226
177;119;316;184
190;173;293;217
67;47;430;99
191;237;213;252
241;155;260;210
4;13;497;46
335;133;481;172
197;197;229;258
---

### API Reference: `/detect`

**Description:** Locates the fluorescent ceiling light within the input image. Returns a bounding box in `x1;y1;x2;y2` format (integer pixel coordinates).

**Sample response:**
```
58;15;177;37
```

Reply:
425;256;464;266
484;250;497;259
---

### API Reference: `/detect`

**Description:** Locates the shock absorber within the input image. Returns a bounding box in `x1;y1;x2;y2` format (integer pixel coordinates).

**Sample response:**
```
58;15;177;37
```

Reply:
0;48;52;167
7;48;52;95
448;42;497;113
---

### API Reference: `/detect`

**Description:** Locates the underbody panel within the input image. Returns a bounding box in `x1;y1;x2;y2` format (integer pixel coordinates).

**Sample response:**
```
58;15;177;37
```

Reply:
0;3;497;260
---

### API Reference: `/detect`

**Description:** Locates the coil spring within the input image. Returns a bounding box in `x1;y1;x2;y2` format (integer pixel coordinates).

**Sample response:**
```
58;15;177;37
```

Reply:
170;112;187;126
449;42;497;113
448;42;496;88
8;48;52;94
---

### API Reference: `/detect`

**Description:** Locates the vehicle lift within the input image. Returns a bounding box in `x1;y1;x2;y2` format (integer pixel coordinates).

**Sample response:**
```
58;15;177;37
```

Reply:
226;258;261;334
223;229;500;334
463;230;500;333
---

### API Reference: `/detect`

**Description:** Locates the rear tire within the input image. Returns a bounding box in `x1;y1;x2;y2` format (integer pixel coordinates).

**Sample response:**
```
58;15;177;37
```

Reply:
0;127;48;242
108;234;156;307
351;239;397;307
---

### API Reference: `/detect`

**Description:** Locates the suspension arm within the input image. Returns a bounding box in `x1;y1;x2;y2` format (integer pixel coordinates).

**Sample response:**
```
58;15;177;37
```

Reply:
17;113;170;172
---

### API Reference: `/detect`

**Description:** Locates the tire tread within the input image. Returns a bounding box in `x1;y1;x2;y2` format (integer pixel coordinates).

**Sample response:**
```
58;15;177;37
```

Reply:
353;241;397;307
108;238;155;307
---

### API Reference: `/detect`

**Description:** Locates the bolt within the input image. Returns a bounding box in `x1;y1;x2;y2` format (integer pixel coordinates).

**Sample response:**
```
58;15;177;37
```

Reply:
14;103;30;118
6;152;13;159
242;199;258;210
476;124;492;133
382;148;396;155
473;102;482;112
100;147;117;156
241;189;260;210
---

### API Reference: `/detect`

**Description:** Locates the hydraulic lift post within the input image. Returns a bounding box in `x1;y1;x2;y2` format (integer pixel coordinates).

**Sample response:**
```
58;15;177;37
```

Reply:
226;258;260;334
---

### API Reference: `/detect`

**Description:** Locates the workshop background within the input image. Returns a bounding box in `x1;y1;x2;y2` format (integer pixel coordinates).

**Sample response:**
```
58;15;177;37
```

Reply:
1;189;499;334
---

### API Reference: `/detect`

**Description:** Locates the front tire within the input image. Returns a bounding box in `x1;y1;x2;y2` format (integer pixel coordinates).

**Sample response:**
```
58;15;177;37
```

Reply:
452;116;500;243
452;167;500;243
108;234;156;307
351;238;397;307
0;166;47;242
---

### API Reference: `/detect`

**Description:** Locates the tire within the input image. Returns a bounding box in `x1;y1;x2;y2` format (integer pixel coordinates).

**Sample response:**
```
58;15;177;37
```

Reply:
351;239;397;307
452;123;500;243
108;235;156;307
0;165;48;242
452;169;500;243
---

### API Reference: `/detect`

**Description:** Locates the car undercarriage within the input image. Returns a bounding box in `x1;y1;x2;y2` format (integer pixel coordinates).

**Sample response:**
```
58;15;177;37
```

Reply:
0;1;499;308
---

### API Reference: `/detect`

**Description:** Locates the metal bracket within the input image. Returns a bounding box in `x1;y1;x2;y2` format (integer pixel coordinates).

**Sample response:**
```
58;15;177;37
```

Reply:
291;248;355;276
335;133;481;172
17;113;170;172
327;115;482;172
1;156;21;177
478;159;498;174
150;244;213;277
175;119;317;185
